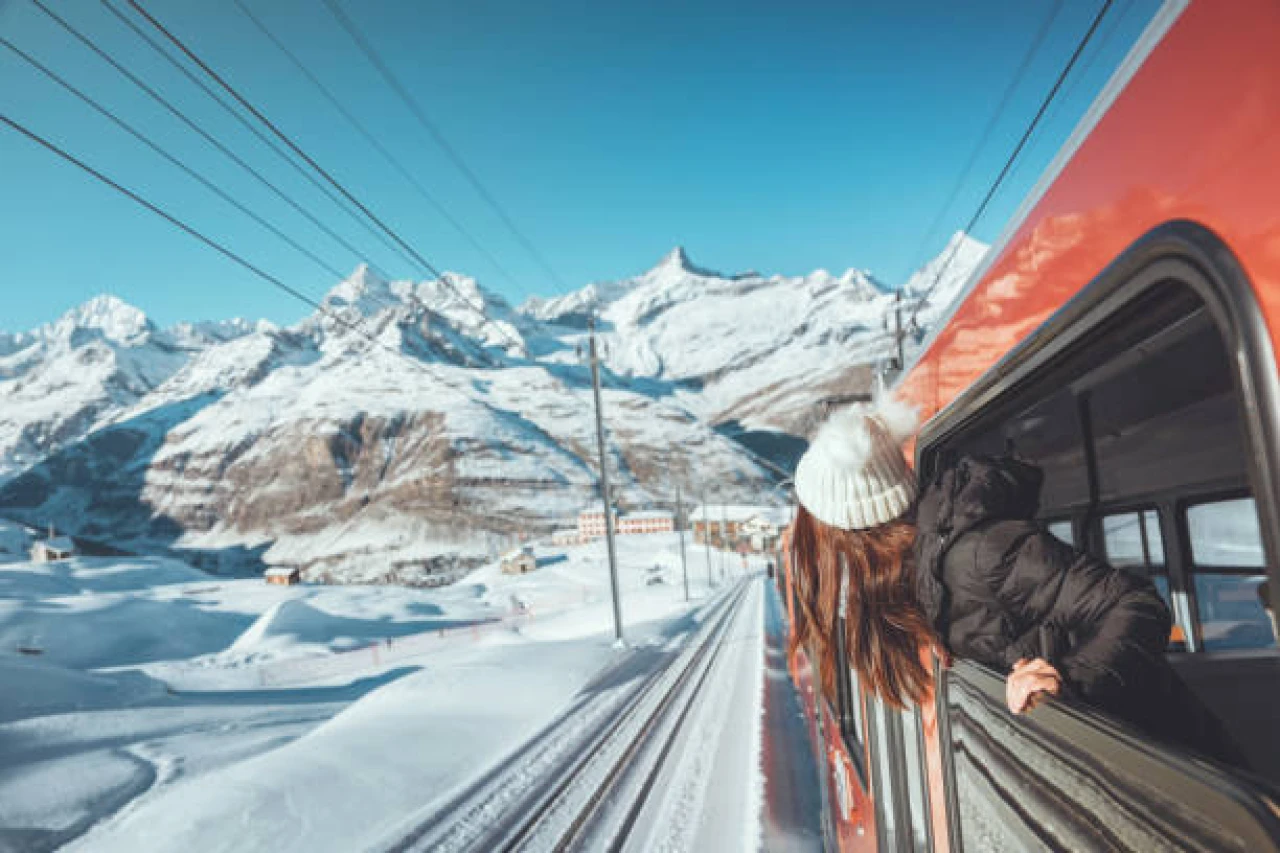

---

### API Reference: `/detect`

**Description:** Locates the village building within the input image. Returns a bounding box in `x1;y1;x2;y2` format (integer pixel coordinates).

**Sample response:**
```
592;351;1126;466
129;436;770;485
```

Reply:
551;528;582;546
576;506;677;541
265;566;302;586
501;547;537;575
29;536;76;564
616;510;675;536
691;505;791;552
576;508;617;540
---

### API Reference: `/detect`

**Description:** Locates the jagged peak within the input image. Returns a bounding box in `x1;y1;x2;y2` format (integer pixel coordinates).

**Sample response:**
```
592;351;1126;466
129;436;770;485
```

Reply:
646;246;722;280
324;264;392;308
48;294;152;345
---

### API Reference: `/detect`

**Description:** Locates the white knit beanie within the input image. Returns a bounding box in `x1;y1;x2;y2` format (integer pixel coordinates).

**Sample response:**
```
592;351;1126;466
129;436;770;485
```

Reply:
794;397;919;530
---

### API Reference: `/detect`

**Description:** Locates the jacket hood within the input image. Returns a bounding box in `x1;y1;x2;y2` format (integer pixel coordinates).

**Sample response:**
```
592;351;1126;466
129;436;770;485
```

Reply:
918;454;1044;540
913;454;1045;625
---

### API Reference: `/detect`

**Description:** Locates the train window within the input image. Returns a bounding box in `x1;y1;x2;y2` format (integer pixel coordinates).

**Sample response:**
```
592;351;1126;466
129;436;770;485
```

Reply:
1188;498;1266;567
867;697;900;848
848;668;866;750
1187;498;1276;651
899;707;931;851
1047;519;1074;545
1102;509;1170;604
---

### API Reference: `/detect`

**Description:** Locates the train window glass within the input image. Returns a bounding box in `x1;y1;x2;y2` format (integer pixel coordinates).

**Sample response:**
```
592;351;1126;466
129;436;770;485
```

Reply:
1193;575;1275;650
849;668;865;748
1187;498;1275;651
1102;509;1170;597
869;698;899;846
1188;498;1266;567
1047;520;1074;545
899;707;931;851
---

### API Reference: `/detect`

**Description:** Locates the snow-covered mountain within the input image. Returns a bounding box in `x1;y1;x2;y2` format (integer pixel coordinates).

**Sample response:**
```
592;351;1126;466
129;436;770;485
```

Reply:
0;296;263;481
0;236;985;582
526;234;985;436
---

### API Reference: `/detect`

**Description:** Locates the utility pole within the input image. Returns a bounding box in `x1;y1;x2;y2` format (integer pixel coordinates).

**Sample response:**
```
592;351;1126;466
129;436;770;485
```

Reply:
701;498;714;589
721;503;730;583
588;317;624;643
893;289;905;372
676;483;690;602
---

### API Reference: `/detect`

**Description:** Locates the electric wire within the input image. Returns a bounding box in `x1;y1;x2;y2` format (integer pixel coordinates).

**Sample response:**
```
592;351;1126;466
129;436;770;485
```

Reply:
231;0;529;299
28;0;412;281
123;0;528;352
320;0;570;293
0;35;348;283
903;0;1065;289
903;0;1115;335
0;111;355;331
1001;0;1136;196
95;0;408;281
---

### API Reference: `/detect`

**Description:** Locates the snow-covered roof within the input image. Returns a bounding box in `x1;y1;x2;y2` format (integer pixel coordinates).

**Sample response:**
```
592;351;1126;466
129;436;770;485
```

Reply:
264;566;299;578
502;547;534;560
41;536;76;553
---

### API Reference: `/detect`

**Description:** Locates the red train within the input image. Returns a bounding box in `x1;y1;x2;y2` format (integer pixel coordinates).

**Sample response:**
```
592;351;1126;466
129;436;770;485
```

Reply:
784;1;1280;849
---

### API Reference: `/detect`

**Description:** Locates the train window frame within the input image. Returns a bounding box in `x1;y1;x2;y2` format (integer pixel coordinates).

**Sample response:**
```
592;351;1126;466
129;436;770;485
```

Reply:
911;221;1280;638
909;221;1280;843
1180;492;1276;652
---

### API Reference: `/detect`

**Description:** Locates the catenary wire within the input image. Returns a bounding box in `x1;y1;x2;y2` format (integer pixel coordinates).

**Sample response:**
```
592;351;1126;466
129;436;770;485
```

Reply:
123;0;528;352
231;0;530;299
903;0;1115;335
95;0;407;281
903;0;1065;288
28;0;415;280
320;0;570;293
999;0;1137;196
0;35;348;283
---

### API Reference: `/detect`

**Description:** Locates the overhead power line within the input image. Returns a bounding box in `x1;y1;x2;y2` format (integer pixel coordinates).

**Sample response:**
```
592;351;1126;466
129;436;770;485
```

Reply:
0;35;347;282
904;0;1064;283
123;0;527;352
124;0;443;278
0;111;352;329
28;0;407;280
320;0;570;293
95;0;408;281
904;0;1115;335
231;0;529;298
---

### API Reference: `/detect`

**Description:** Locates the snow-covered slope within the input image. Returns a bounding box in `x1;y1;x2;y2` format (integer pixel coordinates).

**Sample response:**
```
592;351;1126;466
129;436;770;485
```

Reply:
0;238;985;581
0;296;257;482
523;235;986;435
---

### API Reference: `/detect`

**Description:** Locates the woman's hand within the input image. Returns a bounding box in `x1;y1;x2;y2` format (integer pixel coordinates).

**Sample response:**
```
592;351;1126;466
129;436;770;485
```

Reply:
1006;658;1062;715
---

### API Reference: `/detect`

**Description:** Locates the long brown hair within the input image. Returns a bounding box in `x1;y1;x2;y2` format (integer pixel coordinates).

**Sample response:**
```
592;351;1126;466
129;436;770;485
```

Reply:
787;504;935;709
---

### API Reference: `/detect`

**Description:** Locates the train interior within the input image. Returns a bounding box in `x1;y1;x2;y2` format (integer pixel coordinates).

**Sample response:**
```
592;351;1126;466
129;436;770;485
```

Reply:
925;271;1280;788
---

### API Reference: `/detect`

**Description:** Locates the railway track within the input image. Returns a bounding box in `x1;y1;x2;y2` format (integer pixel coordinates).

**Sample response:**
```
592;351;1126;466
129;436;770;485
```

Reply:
382;578;754;853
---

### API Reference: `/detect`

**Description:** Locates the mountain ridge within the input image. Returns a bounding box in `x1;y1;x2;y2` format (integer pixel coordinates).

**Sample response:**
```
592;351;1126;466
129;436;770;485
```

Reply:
0;236;987;582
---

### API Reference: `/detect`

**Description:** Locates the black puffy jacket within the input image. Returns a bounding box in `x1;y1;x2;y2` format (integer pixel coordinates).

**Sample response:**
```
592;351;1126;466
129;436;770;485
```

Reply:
913;454;1239;763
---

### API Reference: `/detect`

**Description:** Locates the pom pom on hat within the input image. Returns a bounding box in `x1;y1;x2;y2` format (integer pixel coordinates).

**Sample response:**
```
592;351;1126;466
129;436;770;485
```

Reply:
794;396;919;530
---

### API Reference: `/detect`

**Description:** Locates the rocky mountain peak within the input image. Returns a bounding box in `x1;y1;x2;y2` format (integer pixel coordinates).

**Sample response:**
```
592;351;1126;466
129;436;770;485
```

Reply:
646;246;721;281
48;294;153;346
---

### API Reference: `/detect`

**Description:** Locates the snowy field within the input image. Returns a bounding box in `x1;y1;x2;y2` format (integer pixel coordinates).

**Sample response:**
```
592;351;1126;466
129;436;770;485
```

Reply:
0;522;767;852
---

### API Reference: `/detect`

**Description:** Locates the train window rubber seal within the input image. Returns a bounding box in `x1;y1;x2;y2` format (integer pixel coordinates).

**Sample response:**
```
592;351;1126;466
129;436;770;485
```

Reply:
910;220;1280;850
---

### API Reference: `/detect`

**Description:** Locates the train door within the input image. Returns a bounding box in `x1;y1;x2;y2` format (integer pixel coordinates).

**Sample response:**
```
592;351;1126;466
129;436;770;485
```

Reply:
914;224;1280;850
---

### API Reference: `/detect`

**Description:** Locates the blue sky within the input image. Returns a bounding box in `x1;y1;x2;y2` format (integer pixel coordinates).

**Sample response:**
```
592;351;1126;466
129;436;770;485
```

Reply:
0;0;1159;330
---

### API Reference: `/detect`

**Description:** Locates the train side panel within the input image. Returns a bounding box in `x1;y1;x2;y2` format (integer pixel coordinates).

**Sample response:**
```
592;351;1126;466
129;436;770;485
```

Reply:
898;0;1280;423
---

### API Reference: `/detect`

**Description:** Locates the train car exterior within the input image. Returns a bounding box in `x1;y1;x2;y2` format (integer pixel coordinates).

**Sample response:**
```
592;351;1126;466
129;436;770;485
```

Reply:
789;1;1280;849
